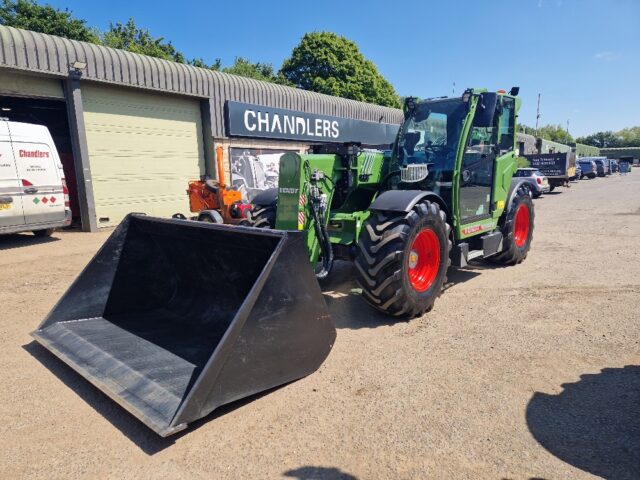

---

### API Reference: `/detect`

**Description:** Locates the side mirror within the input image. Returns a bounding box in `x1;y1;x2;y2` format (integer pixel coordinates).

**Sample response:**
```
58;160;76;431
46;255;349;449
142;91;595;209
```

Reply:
474;92;498;128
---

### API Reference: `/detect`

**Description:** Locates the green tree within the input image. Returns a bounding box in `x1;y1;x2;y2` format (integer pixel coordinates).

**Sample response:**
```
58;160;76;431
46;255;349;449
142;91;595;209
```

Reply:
575;130;621;148
102;18;185;63
223;57;288;84
0;0;99;43
518;124;536;136
616;126;640;147
280;32;401;108
188;57;221;70
536;124;573;144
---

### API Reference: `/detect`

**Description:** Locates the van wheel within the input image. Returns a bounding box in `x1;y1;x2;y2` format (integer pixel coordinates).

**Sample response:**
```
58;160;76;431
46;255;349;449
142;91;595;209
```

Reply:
33;228;55;237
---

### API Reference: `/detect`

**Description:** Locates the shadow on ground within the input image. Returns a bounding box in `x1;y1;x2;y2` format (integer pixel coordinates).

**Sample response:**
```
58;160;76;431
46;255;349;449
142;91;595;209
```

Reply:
283;466;357;480
0;232;59;250
320;261;486;330
23;341;282;455
526;365;640;480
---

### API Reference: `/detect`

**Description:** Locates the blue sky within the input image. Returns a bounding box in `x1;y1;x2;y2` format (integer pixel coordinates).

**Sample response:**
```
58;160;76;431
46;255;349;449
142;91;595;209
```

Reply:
47;0;639;137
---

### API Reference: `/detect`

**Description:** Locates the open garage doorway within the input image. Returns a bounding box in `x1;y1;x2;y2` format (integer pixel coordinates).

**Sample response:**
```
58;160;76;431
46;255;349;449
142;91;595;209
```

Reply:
0;95;80;226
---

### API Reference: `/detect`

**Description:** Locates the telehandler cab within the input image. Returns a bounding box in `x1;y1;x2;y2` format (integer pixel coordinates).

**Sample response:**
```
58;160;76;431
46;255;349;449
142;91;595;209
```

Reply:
31;87;534;436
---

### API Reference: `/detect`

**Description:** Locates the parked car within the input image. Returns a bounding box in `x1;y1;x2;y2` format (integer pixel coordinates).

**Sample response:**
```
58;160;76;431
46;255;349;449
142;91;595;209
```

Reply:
610;159;619;173
513;168;550;197
578;159;597;179
593;159;607;177
0;120;71;237
572;161;582;181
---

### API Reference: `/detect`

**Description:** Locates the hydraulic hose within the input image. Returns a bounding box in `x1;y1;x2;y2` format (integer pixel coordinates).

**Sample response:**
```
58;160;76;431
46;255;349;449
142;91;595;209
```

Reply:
309;195;333;280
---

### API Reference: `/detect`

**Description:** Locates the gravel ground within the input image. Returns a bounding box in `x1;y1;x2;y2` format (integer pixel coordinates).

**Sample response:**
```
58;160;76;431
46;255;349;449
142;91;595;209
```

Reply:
1;172;638;480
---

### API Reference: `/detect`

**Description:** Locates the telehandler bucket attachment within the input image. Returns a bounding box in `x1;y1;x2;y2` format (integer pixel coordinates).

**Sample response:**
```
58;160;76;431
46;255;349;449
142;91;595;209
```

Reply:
32;215;335;437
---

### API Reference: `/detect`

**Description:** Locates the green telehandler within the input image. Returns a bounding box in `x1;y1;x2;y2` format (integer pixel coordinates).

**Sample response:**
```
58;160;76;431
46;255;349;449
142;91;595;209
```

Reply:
31;87;534;436
252;86;534;317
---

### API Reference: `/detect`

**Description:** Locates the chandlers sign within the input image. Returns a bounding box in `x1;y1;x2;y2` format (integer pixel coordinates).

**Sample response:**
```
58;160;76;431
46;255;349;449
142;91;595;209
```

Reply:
226;101;399;145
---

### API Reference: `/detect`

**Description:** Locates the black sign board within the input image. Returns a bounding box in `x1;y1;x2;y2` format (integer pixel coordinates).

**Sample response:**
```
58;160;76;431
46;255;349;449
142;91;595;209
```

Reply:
226;101;399;145
522;152;571;177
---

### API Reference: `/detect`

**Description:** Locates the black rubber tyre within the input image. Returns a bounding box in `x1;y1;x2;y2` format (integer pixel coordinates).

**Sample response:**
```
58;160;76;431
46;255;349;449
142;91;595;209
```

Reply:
488;185;534;265
33;228;54;237
549;185;555;192
355;201;452;318
252;205;276;229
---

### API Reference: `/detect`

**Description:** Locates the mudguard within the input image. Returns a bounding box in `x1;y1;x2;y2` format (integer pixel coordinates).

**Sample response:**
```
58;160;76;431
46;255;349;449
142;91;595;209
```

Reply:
369;190;450;219
251;187;278;207
506;178;530;213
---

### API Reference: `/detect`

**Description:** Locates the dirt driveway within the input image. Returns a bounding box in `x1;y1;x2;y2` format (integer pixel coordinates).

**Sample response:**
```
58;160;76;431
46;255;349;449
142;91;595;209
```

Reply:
1;172;639;479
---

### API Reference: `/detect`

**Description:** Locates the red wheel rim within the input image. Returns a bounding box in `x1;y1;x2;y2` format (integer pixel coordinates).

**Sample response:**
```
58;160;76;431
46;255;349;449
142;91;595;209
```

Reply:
408;228;441;292
514;204;530;248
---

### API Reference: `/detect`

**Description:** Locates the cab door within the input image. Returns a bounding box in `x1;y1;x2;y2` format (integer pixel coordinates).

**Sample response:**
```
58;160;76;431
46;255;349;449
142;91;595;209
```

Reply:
492;96;516;211
11;134;65;226
0;121;25;228
459;97;498;223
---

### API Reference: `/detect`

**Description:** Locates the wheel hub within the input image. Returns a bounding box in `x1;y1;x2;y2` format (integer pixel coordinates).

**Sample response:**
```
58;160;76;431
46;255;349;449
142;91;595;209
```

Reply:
409;251;419;269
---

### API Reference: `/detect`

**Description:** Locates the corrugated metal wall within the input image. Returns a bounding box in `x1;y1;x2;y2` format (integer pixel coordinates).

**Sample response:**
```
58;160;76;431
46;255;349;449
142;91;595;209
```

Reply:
516;133;537;154
0;25;404;137
539;138;571;154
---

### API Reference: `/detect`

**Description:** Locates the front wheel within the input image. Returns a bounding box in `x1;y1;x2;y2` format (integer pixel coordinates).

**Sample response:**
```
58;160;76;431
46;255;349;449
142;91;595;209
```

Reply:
489;186;534;265
355;201;452;318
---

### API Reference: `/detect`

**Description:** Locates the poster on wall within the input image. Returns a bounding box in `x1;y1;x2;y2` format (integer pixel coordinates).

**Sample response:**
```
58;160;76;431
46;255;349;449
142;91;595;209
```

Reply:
230;147;295;201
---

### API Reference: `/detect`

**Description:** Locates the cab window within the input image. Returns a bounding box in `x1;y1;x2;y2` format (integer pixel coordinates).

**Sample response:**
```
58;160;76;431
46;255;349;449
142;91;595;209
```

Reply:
498;97;515;153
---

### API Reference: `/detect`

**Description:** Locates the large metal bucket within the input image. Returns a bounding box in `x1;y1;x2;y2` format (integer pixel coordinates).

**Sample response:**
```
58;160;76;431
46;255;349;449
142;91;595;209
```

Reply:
32;215;334;436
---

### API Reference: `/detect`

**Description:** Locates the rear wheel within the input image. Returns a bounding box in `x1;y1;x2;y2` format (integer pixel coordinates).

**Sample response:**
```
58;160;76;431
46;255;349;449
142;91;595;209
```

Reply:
489;186;534;265
355;201;452;318
252;205;276;229
33;228;55;237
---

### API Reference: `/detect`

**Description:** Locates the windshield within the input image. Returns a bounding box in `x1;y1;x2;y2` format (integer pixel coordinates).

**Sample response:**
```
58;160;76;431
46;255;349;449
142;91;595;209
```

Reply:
398;99;467;165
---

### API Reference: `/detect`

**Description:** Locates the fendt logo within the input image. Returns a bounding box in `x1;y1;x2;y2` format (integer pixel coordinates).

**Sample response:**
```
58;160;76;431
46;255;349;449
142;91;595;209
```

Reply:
19;150;49;158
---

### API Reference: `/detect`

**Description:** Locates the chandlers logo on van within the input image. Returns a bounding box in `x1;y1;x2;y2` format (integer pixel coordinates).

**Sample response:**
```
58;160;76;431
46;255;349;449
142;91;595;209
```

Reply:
226;101;399;145
19;150;49;158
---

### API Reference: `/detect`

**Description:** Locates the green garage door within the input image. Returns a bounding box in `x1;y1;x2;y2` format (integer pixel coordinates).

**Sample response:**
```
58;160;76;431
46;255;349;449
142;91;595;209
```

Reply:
82;84;204;227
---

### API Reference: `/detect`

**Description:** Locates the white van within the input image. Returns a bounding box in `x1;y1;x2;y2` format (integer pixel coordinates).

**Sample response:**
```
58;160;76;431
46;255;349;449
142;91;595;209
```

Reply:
0;119;71;237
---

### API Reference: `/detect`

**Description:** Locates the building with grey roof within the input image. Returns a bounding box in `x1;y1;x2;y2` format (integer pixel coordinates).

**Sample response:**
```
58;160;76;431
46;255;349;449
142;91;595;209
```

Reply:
0;25;403;230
